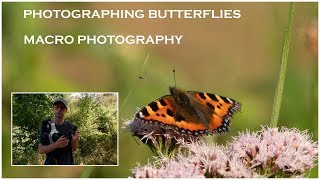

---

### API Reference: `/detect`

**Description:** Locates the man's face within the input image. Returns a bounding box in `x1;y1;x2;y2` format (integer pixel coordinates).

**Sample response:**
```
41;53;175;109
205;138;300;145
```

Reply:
53;102;67;118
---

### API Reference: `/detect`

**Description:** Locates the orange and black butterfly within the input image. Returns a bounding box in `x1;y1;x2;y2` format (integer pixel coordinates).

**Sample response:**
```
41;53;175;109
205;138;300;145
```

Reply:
134;86;241;136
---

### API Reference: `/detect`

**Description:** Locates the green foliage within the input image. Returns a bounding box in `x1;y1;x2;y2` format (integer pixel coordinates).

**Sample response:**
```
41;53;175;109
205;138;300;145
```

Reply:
12;125;44;165
12;94;57;140
11;93;62;165
11;93;118;165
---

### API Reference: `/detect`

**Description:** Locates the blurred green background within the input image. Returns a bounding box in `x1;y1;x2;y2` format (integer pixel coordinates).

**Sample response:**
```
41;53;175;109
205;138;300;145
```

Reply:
2;2;318;178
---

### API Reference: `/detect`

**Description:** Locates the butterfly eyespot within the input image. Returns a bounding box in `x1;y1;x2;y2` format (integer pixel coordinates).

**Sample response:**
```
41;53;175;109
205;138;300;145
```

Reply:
187;130;192;135
194;132;199;136
180;129;186;133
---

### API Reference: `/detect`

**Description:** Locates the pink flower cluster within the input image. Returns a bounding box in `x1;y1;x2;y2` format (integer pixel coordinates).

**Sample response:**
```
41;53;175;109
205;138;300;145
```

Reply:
132;156;206;178
131;127;317;178
229;127;318;177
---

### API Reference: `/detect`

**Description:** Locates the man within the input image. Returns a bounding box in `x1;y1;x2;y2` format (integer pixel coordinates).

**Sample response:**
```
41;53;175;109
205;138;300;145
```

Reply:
38;98;80;165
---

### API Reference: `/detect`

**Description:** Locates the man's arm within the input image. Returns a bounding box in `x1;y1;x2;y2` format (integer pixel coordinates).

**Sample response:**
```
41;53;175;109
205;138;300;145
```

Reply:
38;136;69;154
38;143;57;154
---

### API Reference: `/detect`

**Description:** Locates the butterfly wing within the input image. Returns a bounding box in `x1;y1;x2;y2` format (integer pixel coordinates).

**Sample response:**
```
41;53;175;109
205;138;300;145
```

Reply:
134;95;209;135
188;91;241;133
135;95;176;126
134;91;241;135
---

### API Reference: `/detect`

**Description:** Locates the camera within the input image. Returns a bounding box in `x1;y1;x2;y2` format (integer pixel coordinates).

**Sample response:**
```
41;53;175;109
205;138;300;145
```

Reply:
48;122;63;144
41;119;63;144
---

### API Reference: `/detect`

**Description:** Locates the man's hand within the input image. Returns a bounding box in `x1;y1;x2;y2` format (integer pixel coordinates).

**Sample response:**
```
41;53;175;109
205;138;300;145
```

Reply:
39;136;69;154
54;136;69;148
72;130;80;141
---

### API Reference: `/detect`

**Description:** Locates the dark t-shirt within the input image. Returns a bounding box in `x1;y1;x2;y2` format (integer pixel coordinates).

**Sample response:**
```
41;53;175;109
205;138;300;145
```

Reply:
39;120;77;165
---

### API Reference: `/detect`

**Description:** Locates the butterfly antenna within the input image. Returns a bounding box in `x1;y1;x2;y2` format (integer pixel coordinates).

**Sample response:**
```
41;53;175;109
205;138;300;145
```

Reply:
173;69;176;88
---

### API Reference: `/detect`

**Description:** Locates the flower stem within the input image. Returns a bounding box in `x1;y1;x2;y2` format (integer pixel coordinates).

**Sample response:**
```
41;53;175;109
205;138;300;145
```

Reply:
270;2;295;127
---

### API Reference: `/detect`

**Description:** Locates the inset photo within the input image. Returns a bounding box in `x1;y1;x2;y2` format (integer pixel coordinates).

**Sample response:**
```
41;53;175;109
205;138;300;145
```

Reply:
11;92;118;166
